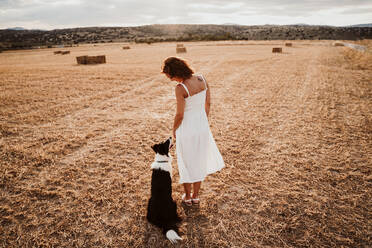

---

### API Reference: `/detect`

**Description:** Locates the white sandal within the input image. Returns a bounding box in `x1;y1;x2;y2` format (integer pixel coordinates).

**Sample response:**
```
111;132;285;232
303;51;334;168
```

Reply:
182;194;192;206
191;194;200;205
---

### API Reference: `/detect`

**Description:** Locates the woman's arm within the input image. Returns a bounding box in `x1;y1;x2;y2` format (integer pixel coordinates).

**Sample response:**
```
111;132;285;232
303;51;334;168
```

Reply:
173;84;186;138
205;81;211;117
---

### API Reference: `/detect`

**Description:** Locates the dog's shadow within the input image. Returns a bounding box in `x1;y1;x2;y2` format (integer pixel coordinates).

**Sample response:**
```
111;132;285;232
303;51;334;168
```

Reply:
142;204;209;247
143;221;166;247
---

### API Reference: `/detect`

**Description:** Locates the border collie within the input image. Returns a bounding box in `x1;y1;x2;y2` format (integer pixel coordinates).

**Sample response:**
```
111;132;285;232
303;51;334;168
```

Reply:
146;137;182;244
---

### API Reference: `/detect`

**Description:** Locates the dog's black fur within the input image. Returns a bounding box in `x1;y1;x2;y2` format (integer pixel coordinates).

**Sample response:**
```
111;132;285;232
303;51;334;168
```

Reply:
147;138;181;237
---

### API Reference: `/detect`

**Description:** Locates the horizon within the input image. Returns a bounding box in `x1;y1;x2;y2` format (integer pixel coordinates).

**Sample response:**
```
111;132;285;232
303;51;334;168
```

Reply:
1;0;371;30
3;22;372;32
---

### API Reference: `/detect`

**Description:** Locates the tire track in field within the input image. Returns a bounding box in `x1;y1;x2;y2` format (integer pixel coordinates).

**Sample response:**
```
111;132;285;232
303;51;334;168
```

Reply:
13;51;226;136
19;74;160;124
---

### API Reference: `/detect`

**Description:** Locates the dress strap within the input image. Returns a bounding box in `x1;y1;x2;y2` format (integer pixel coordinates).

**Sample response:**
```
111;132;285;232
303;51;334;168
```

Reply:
199;75;208;90
179;83;190;97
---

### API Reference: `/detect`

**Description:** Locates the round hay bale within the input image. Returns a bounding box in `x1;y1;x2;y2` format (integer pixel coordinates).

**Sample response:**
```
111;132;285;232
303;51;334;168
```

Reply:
285;43;292;47
272;47;282;53
122;46;130;50
176;47;187;53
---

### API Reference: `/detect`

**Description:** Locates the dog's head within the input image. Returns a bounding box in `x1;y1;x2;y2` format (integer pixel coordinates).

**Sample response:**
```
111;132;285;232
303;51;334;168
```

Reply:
151;137;173;157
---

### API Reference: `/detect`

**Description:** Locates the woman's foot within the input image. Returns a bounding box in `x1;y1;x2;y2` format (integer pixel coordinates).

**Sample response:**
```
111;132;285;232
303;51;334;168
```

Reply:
191;193;200;205
182;194;192;206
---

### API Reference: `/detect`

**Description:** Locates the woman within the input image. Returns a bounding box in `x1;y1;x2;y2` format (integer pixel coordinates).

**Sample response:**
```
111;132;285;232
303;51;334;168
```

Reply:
162;57;225;206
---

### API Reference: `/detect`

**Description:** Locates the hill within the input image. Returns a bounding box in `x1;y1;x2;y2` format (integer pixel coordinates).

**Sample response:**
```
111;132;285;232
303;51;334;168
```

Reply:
6;27;27;31
0;24;371;50
349;23;372;28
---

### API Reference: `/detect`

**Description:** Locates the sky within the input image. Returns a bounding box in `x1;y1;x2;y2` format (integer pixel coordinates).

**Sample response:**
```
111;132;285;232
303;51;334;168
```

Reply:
0;0;371;30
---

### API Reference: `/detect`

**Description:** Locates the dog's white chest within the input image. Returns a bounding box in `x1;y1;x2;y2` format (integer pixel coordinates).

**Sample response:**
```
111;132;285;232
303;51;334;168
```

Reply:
151;154;173;177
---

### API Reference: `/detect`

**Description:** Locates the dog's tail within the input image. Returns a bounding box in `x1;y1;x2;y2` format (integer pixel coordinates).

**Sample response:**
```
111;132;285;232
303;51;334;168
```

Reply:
165;229;182;244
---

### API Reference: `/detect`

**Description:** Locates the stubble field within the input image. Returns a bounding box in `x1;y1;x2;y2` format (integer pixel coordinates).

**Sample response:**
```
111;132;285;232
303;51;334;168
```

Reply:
1;40;371;247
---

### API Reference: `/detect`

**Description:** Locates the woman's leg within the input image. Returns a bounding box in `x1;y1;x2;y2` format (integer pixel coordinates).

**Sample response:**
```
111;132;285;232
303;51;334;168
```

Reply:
183;183;192;200
192;181;201;199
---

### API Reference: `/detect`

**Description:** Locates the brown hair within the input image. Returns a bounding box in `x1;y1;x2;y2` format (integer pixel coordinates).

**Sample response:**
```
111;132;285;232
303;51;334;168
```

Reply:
162;57;194;80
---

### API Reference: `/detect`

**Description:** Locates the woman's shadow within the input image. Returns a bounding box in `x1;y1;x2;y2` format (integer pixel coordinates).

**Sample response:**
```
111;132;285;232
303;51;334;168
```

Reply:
179;203;208;247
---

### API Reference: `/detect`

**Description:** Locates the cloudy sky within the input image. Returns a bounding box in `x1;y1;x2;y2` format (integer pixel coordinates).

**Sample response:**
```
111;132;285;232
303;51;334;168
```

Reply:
0;0;371;30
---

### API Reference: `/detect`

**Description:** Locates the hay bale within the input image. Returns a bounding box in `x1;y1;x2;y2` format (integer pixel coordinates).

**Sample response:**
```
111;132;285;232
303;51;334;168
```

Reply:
77;55;106;65
86;55;106;64
122;46;130;50
272;47;282;53
54;51;62;54
177;44;184;48
285;43;292;47
61;51;70;55
176;47;187;53
98;55;106;63
91;55;106;64
76;56;88;64
332;41;344;47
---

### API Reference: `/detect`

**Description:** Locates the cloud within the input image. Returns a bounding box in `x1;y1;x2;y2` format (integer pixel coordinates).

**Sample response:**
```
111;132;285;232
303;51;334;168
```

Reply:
0;0;371;29
340;7;372;15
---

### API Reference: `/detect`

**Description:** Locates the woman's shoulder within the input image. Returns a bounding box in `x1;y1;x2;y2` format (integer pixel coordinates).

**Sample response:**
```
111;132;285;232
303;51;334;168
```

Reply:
175;83;185;90
175;83;188;97
195;74;206;81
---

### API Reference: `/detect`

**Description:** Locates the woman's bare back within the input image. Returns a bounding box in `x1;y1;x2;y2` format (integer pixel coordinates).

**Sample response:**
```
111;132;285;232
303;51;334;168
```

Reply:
182;75;206;97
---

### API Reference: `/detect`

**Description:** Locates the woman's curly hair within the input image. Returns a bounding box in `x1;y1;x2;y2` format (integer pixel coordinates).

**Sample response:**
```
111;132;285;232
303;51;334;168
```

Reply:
162;57;194;80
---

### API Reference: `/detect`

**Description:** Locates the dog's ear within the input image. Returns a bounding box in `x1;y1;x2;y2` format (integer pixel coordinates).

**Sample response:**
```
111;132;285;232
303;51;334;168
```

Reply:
160;139;170;156
164;139;170;149
151;144;158;153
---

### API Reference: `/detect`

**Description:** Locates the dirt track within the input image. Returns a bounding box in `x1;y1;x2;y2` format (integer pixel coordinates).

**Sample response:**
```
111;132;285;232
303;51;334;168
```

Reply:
1;41;371;247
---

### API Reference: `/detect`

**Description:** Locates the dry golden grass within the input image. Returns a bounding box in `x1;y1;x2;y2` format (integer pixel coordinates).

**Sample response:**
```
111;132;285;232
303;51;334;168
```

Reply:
342;40;372;70
0;40;371;247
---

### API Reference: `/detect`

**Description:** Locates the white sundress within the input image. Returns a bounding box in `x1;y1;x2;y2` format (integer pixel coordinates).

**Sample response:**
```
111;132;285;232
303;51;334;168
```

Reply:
176;75;225;184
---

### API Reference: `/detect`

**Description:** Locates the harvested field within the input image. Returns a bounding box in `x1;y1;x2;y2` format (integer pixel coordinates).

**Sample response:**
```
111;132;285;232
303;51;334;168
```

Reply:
0;40;371;247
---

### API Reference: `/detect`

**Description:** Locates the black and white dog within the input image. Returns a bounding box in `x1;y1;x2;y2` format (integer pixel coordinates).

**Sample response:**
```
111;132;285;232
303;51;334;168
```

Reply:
147;137;182;244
